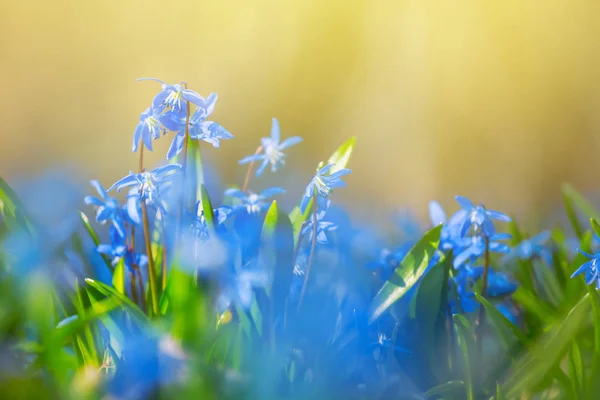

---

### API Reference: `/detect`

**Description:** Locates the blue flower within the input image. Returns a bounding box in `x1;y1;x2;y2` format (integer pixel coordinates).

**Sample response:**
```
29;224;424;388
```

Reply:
108;164;182;214
159;93;233;159
300;164;351;214
571;249;600;288
189;202;231;240
224;187;285;215
238;118;302;176
97;226;147;272
429;200;467;251
453;233;511;268
84;180;128;238
485;267;518;297
137;77;206;113
300;209;338;245
506;231;552;264
132;107;166;152
455;195;511;237
217;268;270;310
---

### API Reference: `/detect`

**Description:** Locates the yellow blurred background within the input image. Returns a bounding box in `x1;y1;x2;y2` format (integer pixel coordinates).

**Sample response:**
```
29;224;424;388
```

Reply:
2;0;600;223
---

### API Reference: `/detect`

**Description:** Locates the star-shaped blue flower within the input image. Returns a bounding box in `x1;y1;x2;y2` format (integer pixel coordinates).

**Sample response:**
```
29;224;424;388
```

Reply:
300;164;351;214
108;164;182;214
137;77;206;114
97;226;148;272
453;233;511;268
224;187;285;215
455;195;511;237
505;231;552;264
300;209;338;245
160;93;233;159
571;249;600;288
132;106;166;152
238;118;302;176
84;180;127;238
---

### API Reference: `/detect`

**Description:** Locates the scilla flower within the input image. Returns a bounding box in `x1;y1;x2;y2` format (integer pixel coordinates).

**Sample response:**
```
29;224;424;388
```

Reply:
189;202;231;241
300;209;338;245
161;93;233;159
238;118;302;176
453;233;511;268
108;164;182;214
132;106;166;152
300;164;351;214
224;187;285;214
84;180;127;237
137;77;206;113
455;195;511;237
506;231;552;264
97;226;148;272
571;249;600;288
429;200;467;251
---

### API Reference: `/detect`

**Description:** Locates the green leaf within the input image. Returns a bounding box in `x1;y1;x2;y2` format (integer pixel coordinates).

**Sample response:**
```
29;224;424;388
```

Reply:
562;183;600;221
0;175;33;233
591;218;600;238
112;258;125;294
84;278;147;323
200;184;216;228
423;381;464;399
453;314;475;400
368;224;442;324
80;211;113;271
475;293;528;347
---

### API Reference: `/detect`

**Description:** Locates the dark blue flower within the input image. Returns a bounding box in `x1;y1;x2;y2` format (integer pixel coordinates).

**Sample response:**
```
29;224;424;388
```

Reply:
137;77;206;113
224;187;285;215
160;93;233;159
455;195;511;237
97;226;147;272
132;106;166;152
300;164;351;214
485;267;518;297
84;180;127;237
453;233;511;268
238;118;302;176
429;200;467;251
571;249;600;288
453;265;517;313
108;164;182;214
506;231;552;264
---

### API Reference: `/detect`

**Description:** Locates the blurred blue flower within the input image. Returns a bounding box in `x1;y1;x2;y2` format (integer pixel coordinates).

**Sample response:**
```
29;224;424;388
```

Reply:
137;77;206;113
224;187;285;215
453;233;511;268
485;267;519;297
132;107;166;152
97;227;147;272
429;200;467;251
506;231;552;264
238;118;302;176
189;202;231;240
571;249;600;288
108;164;182;214
160;93;233;159
300;164;351;214
455;195;511;238
217;268;270;310
84;180;127;237
300;209;338;245
453;264;517;314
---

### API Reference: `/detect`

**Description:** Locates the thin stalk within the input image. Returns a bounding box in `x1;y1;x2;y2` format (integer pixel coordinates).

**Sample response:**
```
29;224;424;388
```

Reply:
476;236;490;360
241;146;263;192
129;271;139;306
141;202;159;316
297;191;318;311
161;220;168;291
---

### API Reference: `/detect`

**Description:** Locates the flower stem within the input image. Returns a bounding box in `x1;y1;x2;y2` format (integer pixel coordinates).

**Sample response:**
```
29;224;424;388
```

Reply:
241;146;263;192
476;236;490;355
161;220;168;291
297;193;318;311
141;201;159;316
133;265;147;313
129;270;139;305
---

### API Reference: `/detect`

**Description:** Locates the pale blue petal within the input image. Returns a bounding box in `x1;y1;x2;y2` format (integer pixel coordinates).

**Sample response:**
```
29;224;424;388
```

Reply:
261;187;285;198
328;168;351;179
108;174;138;192
318;164;335;175
96;244;113;255
279;136;302;150
482;218;496;237
255;159;270;177
486;209;511;222
224;188;247;200
203;93;218;116
132;122;143;152
270;118;280;142
429;201;446;226
89;180;108;199
153;164;182;179
96;207;112;222
142;125;153;151
239;154;264;165
166;134;185;160
160;113;185;132
182;88;205;107
571;260;593;278
455;195;474;211
84;195;103;206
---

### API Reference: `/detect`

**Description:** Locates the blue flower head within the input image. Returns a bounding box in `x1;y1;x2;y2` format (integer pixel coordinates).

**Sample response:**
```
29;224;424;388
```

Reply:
108;164;182;214
455;195;511;238
84;180;128;237
160;93;233;159
189;202;231;241
300;208;338;245
571;249;600;289
453;233;511;268
132;106;166;152
238;118;303;176
137;77;206;114
429;200;468;251
224;187;285;215
506;231;552;264
217;268;270;311
97;226;147;272
300;164;351;214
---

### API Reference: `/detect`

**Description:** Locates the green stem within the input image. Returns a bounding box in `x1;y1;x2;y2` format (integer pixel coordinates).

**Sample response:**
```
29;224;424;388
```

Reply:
141;201;159;316
297;191;318;311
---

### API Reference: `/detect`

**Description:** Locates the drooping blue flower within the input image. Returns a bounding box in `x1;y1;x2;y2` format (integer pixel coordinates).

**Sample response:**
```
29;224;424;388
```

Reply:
159;93;233;159
571;249;600;288
453;233;511;268
108;164;182;214
97;226;147;272
300;209;338;245
300;164;351;214
506;231;552;264
84;180;127;237
429;200;467;251
455;195;511;237
238;118;302;176
224;187;285;215
137;77;206;113
132;106;166;152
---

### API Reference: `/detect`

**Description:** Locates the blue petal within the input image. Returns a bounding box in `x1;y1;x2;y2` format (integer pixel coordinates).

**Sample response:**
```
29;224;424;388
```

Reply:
97;244;113;255
261;187;286;198
571;260;593;278
96;207;112;222
328;168;352;179
182;89;205;107
160;112;185;132
141;125;153;151
482;218;496;237
490;242;510;253
428;201;446;226
300;195;311;215
318;164;335;175
239;154;264;165
459;219;472;237
203;93;218;116
255;159;270;177
111;219;127;238
455;195;474;211
279;136;303;150
224;188;247;200
89;180;107;199
132;122;143;152
108;173;138;192
166;134;186;160
486;209;511;222
84;195;103;207
270;118;280;142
